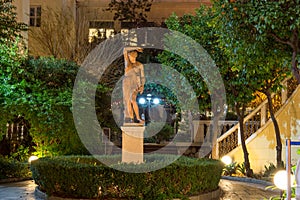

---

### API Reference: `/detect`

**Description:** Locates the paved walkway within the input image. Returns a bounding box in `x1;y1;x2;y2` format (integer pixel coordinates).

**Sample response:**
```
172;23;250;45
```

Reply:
0;180;42;200
219;179;281;200
0;179;281;200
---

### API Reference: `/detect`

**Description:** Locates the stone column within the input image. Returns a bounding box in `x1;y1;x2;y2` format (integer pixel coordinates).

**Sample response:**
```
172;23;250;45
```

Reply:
121;126;145;164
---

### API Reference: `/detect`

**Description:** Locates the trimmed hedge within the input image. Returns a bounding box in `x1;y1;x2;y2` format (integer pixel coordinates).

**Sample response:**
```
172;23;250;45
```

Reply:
0;157;31;179
30;155;223;199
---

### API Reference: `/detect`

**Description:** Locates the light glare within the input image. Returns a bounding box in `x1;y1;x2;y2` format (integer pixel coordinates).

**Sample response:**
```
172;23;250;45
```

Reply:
153;98;160;105
273;170;295;190
139;97;146;105
221;155;232;165
28;156;39;163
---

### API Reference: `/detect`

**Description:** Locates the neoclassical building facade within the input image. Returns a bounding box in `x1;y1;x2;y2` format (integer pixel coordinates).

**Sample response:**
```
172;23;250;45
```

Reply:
13;0;211;58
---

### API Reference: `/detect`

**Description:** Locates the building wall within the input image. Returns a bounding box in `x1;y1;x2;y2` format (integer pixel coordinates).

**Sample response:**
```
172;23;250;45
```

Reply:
13;0;29;43
28;0;77;57
25;0;210;58
75;0;207;26
227;86;300;173
150;0;210;22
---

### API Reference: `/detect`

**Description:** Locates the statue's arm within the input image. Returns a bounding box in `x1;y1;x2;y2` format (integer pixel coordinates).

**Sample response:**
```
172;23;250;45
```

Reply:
123;48;129;67
123;47;142;66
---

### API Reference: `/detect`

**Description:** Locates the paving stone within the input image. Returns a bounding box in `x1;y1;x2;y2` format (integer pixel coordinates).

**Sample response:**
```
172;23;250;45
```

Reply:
0;180;42;200
219;179;281;200
0;179;282;200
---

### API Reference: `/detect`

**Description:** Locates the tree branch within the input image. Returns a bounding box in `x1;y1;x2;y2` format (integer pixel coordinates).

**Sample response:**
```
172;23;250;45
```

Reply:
269;32;293;47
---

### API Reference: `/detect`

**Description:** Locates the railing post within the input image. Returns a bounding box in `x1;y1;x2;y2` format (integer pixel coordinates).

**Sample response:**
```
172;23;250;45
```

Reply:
260;103;267;127
6;123;9;139
212;141;219;159
192;120;205;143
10;123;14;140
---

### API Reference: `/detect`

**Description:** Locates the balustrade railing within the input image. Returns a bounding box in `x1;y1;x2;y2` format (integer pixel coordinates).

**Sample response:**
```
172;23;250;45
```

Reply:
215;77;299;158
0;118;30;155
5;123;26;142
192;120;238;144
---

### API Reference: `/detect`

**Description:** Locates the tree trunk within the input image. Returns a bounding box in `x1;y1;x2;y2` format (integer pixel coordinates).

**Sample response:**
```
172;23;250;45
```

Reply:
291;29;300;84
291;49;300;84
236;103;254;177
270;29;300;84
265;91;283;168
209;92;225;159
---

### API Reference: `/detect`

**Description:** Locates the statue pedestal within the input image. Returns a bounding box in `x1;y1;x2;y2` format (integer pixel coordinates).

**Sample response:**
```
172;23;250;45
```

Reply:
121;125;145;164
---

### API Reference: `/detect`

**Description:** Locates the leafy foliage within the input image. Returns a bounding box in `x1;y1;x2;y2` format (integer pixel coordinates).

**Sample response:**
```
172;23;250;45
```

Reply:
0;0;27;43
158;7;223;113
144;122;174;143
31;155;223;199
0;156;31;179
215;0;292;171
22;57;90;156
263;163;278;178
222;162;246;176
0;55;90;157
105;0;153;25
216;0;300;83
0;38;26;140
236;162;246;176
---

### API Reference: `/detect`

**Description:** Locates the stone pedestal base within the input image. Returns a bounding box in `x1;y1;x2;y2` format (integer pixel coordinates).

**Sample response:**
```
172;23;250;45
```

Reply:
121;125;145;163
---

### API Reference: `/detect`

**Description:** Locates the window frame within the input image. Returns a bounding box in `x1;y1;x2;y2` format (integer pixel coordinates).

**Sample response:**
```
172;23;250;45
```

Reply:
29;5;41;27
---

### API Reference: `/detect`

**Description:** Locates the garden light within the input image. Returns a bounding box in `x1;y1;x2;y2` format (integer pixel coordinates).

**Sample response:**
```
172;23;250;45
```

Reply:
273;170;295;190
221;155;232;165
28;155;39;163
153;98;160;105
138;97;146;105
146;94;152;101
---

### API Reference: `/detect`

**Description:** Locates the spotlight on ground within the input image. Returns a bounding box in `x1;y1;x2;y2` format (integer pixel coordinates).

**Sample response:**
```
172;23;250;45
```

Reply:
28;156;39;163
221;155;232;165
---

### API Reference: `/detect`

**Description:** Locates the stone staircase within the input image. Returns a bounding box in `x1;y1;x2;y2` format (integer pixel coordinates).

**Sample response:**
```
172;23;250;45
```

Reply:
214;78;299;172
109;143;202;157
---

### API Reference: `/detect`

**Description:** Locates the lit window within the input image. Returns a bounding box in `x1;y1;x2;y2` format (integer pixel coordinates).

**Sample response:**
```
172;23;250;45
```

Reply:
30;5;41;27
88;21;114;43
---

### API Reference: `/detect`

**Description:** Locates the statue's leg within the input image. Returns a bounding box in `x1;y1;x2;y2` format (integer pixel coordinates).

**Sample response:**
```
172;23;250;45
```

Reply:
128;93;134;120
131;90;142;121
123;78;133;122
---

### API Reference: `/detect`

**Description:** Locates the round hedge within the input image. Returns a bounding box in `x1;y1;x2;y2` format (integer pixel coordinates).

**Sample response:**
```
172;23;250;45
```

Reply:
0;157;31;180
30;155;223;199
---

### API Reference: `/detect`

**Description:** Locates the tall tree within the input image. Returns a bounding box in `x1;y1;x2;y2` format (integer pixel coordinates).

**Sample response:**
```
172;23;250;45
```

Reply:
215;0;289;169
220;0;300;84
158;6;227;156
105;0;153;26
0;0;27;43
158;8;223;113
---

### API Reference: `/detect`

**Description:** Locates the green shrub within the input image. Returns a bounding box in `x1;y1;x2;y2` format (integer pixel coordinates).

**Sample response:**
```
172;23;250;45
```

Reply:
222;162;237;176
236;162;246;176
0;56;90;157
0;157;31;179
31;155;223;199
144;122;175;143
263;163;282;178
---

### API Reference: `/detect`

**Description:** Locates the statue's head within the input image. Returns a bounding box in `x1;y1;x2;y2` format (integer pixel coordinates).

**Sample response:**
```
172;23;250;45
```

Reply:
128;50;138;63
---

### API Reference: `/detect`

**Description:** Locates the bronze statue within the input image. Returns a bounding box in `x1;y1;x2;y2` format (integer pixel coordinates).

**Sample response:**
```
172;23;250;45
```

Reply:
123;47;145;124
